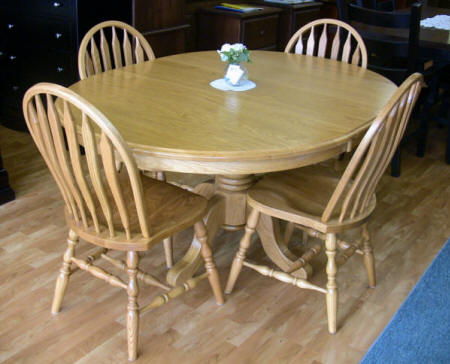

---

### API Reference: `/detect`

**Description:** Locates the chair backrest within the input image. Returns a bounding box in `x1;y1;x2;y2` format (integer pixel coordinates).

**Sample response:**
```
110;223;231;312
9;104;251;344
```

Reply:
337;1;422;85
285;18;368;68
78;20;155;80
356;0;396;11
22;83;150;241
322;73;423;223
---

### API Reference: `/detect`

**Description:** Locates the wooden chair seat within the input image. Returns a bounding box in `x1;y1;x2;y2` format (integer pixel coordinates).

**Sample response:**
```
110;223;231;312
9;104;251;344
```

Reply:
247;165;376;234
66;170;208;251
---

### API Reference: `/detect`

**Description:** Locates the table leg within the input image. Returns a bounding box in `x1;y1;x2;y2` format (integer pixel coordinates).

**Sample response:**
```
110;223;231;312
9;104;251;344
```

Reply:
166;175;256;286
257;214;312;279
166;183;225;287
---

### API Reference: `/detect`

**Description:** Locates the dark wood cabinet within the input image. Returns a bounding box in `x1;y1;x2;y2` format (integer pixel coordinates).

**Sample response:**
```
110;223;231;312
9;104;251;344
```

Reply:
253;1;323;50
197;6;282;51
0;0;132;131
0;148;14;205
133;0;190;58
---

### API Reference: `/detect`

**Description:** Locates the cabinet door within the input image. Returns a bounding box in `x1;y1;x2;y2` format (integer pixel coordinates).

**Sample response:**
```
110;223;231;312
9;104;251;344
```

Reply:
244;15;278;50
134;0;185;31
294;8;321;32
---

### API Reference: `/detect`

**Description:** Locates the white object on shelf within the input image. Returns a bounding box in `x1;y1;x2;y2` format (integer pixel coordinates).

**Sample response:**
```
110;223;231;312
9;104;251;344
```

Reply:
420;15;450;31
210;79;256;92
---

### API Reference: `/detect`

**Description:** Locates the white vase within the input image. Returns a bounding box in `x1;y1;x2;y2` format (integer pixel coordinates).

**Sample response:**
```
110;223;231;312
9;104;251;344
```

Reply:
224;63;248;86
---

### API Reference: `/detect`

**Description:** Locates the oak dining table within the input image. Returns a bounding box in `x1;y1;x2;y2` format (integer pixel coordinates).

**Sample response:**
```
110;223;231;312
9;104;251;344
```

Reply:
68;50;397;286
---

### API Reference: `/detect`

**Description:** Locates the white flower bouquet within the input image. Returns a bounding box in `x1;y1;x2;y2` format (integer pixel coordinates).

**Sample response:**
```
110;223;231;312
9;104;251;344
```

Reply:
217;43;251;64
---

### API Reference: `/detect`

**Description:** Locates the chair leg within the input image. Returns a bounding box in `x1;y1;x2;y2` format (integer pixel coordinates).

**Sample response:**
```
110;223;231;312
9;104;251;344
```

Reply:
362;224;376;288
126;251;139;362
163;237;173;269
194;221;224;305
416;114;429;158
325;233;338;334
390;147;401;177
225;209;260;294
51;229;78;314
446;124;450;164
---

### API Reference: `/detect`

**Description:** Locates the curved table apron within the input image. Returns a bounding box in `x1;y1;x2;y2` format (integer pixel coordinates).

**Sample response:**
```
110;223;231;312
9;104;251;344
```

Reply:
69;51;397;285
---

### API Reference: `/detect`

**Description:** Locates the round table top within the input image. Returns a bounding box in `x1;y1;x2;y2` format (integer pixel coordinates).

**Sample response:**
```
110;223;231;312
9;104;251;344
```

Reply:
69;50;397;174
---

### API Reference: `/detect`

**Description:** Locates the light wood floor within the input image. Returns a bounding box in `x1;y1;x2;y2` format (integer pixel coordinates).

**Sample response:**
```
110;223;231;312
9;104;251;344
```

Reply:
0;124;449;364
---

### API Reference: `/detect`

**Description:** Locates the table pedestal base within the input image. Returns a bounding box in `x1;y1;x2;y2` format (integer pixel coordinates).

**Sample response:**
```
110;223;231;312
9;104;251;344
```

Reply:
166;174;312;287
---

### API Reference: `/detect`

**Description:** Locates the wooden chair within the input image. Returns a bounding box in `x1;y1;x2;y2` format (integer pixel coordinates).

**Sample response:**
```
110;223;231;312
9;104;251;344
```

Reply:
225;73;423;334
22;83;224;361
78;20;155;80
285;18;368;69
78;20;179;270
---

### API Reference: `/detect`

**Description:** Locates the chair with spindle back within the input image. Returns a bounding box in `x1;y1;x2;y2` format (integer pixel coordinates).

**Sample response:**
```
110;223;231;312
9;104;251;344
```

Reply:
22;83;224;361
78;20;155;80
285;18;368;69
225;73;423;334
78;20;177;270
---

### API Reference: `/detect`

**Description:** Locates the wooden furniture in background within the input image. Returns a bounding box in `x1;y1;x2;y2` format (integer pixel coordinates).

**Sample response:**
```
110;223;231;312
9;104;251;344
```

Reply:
0;0;133;131
338;1;422;85
252;1;323;50
133;0;190;58
0;147;15;205
338;0;423;177
197;6;282;51
285;18;368;68
356;0;396;10
319;0;340;18
78;21;155;80
22;83;223;361
68;50;397;287
225;73;423;334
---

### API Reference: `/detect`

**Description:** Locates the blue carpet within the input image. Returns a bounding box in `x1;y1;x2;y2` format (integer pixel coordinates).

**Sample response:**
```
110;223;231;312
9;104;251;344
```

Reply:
360;239;450;364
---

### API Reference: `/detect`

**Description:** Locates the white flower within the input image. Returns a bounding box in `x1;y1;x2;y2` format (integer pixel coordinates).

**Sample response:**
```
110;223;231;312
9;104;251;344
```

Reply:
232;43;246;51
220;43;231;52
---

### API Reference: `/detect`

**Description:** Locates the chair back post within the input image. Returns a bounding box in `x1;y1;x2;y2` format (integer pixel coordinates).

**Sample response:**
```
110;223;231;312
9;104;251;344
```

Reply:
338;0;350;22
407;3;422;75
22;83;151;240
321;73;423;223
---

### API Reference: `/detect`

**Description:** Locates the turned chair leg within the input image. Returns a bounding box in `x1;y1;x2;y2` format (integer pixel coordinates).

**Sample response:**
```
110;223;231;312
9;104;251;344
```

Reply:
325;233;338;334
163;237;173;269
362;224;376;288
194;221;224;305
126;251;139;361
225;209;260;294
52;229;78;314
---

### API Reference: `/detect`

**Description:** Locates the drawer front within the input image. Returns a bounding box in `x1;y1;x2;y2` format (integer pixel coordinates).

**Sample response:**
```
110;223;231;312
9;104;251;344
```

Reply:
1;16;73;52
23;52;75;85
243;15;278;50
294;9;321;33
0;0;74;18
